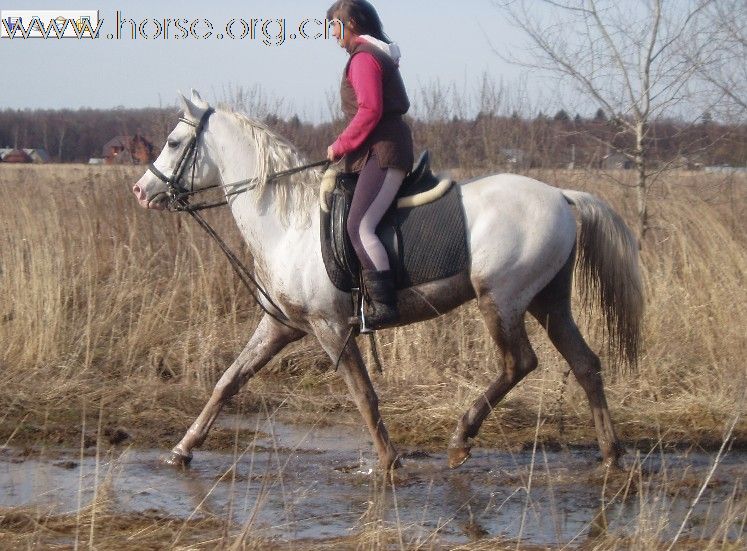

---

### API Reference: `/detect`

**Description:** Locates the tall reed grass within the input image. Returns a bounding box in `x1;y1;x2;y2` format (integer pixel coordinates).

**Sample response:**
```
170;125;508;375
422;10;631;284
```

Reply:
0;163;745;550
0;164;744;449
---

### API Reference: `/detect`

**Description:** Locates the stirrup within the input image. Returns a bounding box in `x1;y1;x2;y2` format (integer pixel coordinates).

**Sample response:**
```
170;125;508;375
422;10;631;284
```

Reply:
348;285;373;334
359;305;374;334
348;303;373;334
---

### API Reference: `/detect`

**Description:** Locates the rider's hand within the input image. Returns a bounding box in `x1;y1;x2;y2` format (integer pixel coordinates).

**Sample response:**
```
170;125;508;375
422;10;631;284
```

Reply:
327;145;339;162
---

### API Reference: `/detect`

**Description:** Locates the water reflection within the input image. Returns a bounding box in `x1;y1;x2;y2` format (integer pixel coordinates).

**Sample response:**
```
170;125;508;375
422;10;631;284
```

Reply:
0;417;744;546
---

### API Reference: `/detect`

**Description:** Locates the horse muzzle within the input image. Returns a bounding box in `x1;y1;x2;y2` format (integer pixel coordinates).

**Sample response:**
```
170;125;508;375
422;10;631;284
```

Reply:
132;183;167;210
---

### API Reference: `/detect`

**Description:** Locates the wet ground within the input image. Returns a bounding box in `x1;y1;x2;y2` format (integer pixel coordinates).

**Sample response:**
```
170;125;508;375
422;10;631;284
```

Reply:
1;415;744;547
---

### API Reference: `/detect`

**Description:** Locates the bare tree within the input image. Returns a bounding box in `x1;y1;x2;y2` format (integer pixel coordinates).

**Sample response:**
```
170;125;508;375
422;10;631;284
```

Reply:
688;0;747;121
220;83;291;122
498;0;713;243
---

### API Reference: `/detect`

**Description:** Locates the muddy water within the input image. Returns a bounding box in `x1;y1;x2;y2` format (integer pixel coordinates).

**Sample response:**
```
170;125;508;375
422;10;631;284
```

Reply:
1;415;744;546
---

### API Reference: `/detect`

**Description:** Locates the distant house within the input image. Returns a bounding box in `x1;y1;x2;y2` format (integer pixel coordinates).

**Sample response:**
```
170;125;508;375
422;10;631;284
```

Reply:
672;155;704;171
104;138;134;164
102;134;154;165
499;148;527;169
0;148;50;163
602;152;633;170
1;149;32;163
23;148;51;163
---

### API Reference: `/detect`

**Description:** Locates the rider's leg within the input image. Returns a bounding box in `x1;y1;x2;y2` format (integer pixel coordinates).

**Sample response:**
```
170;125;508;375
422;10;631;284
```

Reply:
347;154;406;326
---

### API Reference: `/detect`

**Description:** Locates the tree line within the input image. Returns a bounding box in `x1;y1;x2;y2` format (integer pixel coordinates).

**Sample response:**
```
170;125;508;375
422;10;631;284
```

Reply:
1;107;744;170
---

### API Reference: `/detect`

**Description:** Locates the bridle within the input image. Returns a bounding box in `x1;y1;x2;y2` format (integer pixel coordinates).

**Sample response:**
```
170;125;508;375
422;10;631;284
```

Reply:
147;108;328;213
147;107;215;212
145;107;329;330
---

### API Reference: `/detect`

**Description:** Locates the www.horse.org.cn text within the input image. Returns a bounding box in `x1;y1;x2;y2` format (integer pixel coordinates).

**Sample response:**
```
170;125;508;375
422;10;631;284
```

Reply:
0;9;341;46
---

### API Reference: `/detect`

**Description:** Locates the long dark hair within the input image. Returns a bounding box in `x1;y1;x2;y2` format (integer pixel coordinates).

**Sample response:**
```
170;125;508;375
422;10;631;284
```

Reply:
326;0;391;43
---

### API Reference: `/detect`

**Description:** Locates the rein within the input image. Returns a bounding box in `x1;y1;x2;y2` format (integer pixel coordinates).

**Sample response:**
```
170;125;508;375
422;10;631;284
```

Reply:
147;108;329;330
170;158;330;213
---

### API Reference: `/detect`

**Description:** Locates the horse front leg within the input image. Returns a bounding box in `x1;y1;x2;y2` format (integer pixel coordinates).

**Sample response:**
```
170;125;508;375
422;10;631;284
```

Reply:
313;321;399;470
165;315;304;467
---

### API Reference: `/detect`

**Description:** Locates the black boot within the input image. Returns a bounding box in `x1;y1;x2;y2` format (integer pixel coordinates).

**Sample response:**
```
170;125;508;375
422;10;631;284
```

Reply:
362;269;399;328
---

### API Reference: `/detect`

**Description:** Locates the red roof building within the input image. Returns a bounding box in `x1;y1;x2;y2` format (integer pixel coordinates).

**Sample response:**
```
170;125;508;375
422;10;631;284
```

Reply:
1;149;32;163
102;134;154;165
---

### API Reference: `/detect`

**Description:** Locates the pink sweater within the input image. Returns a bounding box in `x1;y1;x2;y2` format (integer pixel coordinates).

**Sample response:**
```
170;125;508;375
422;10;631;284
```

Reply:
331;42;384;159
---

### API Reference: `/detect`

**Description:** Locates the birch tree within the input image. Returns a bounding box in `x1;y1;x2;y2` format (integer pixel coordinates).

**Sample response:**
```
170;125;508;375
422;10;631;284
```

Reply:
499;0;713;243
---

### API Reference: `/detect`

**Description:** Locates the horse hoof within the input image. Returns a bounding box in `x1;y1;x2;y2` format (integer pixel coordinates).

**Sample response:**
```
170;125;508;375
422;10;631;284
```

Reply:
380;454;402;471
448;446;471;469
162;449;192;469
601;456;623;472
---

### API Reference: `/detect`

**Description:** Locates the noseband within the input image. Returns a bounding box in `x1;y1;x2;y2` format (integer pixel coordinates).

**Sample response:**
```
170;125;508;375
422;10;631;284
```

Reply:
147;108;216;212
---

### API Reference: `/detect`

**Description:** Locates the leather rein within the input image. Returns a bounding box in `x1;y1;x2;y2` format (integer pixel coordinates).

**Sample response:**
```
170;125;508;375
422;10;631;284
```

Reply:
146;108;329;329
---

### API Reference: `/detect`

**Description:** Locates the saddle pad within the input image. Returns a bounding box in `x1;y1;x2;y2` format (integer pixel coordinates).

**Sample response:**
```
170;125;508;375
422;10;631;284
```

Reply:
320;182;470;292
392;183;469;288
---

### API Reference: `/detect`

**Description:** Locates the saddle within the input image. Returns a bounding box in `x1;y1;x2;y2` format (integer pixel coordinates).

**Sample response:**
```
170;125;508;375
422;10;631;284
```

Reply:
319;151;470;292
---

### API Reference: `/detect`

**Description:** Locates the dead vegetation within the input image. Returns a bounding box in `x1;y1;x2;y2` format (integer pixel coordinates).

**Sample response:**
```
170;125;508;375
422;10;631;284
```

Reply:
0;164;745;450
0;163;745;549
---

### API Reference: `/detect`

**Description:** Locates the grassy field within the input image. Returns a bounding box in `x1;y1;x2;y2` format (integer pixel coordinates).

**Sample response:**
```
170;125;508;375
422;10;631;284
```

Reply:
0;163;745;548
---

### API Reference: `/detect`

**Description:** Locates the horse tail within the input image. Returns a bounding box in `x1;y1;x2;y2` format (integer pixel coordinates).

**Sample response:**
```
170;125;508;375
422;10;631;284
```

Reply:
561;189;644;370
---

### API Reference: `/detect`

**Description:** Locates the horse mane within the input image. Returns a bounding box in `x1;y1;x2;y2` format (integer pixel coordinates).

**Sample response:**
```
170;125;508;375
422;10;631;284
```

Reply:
217;106;320;227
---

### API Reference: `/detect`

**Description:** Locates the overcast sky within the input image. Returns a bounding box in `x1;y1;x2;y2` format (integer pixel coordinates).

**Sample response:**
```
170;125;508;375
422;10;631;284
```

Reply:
1;0;554;120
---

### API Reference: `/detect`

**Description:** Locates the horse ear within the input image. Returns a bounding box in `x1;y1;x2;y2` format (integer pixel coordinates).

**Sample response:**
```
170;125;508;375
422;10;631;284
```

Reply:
178;90;202;120
190;88;210;110
178;90;191;113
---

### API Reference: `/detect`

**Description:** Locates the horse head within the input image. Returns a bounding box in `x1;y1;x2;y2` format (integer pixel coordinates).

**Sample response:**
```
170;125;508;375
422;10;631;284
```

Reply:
132;89;219;210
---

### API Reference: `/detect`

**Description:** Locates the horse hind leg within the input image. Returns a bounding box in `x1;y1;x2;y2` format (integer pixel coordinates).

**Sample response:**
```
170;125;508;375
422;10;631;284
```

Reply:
448;297;538;468
529;254;624;468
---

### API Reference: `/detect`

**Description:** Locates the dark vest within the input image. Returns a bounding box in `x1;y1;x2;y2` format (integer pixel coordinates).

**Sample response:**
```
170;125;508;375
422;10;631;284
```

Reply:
340;40;414;173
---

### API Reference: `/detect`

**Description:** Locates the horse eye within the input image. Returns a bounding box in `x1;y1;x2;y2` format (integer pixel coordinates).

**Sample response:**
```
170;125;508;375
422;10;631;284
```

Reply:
167;139;179;148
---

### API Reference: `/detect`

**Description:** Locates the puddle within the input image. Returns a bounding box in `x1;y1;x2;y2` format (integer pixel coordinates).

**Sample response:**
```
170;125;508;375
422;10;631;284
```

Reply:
1;415;744;546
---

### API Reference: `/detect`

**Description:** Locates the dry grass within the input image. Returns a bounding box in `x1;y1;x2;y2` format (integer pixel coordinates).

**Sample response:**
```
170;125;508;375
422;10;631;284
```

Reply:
0;163;745;450
0;163;745;548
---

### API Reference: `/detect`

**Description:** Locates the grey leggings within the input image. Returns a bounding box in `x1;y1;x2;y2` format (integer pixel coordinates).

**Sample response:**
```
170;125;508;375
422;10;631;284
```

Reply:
347;154;406;272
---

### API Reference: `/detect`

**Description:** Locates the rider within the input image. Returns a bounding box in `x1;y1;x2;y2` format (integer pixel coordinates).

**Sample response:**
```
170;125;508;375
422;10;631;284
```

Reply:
326;0;414;328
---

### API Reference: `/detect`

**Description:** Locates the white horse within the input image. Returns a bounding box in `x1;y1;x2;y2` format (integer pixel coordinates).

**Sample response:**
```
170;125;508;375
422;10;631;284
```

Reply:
133;90;643;471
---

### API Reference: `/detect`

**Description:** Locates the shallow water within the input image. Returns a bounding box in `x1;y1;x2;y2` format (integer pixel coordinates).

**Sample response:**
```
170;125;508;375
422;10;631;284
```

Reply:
1;415;744;546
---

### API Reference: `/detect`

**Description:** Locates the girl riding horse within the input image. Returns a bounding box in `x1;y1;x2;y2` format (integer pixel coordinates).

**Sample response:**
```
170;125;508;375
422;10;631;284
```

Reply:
326;0;414;328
